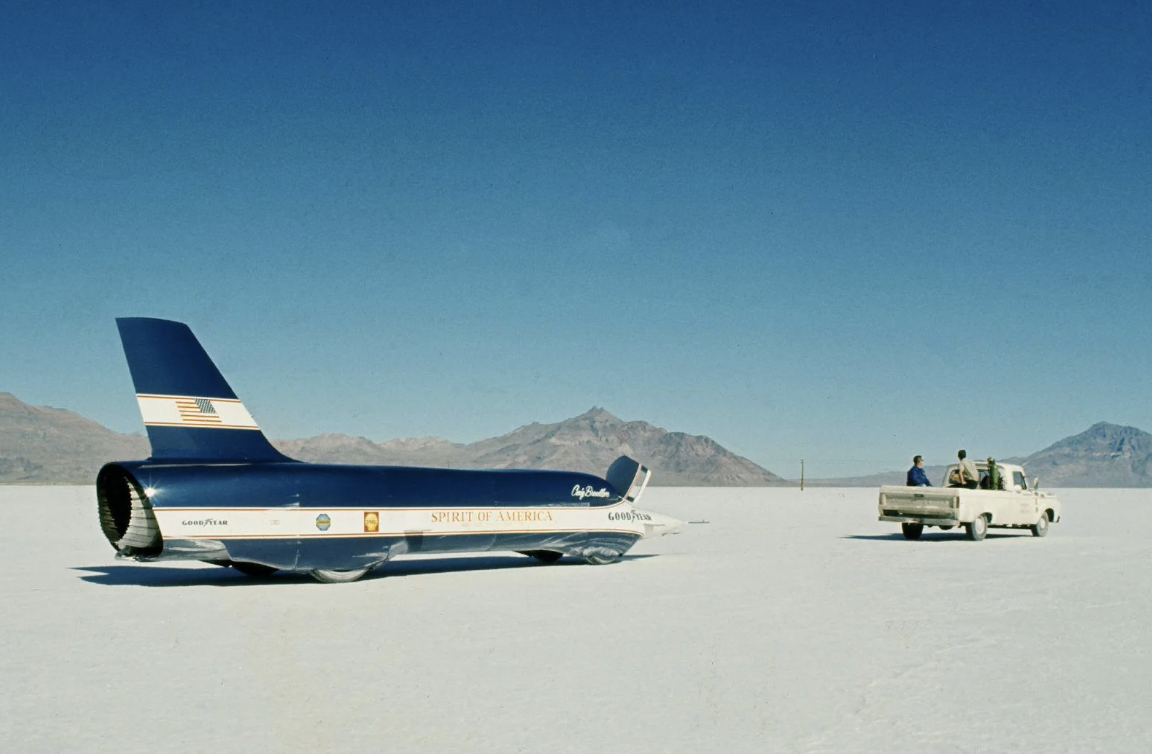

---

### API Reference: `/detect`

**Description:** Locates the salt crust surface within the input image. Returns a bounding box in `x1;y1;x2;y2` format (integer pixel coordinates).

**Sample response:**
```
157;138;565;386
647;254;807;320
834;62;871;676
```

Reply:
1;486;1149;753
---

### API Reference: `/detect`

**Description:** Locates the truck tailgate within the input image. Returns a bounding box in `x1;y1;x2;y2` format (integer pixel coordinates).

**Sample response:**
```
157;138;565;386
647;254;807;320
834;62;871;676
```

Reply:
878;487;960;522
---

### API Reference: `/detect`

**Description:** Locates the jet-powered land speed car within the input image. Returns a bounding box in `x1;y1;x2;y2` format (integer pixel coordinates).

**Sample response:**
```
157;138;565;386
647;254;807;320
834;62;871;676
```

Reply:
97;318;682;583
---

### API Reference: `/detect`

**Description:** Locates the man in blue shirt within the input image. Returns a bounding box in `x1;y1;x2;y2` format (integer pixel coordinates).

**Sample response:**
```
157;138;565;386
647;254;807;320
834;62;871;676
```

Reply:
907;455;931;486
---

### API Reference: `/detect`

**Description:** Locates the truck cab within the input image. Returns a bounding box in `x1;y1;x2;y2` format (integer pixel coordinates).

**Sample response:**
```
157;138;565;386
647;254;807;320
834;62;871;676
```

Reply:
878;461;1061;541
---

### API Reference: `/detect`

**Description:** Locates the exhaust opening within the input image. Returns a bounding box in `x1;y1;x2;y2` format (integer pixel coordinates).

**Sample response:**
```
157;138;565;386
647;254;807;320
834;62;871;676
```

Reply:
97;465;163;557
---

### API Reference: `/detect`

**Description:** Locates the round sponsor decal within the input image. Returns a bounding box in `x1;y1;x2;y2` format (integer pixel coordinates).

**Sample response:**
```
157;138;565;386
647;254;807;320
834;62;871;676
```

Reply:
315;514;332;532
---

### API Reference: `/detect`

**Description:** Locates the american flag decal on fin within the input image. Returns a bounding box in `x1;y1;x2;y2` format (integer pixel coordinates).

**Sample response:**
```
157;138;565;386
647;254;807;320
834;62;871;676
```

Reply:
176;398;223;424
135;394;262;430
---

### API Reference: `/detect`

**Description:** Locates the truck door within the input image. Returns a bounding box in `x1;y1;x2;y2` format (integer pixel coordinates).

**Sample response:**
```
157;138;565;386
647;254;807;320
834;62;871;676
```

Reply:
1012;471;1036;523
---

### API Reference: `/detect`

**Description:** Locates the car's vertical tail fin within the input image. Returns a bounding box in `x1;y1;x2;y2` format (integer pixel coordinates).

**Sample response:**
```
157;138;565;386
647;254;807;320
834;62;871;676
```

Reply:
116;317;291;462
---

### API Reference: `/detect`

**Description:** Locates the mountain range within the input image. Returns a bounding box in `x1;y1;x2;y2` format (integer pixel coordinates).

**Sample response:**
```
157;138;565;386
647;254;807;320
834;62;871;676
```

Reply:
0;393;784;486
4;391;1151;487
807;421;1152;488
1005;422;1152;487
0;392;150;484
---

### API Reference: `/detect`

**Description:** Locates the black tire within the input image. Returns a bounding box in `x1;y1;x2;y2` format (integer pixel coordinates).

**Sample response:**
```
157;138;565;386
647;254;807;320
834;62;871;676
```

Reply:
901;523;924;540
939;525;954;531
966;515;988;541
518;550;563;563
1031;511;1050;538
231;562;279;577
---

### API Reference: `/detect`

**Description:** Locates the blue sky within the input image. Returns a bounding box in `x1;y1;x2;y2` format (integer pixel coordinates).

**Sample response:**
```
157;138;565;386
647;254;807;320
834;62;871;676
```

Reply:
2;0;1150;477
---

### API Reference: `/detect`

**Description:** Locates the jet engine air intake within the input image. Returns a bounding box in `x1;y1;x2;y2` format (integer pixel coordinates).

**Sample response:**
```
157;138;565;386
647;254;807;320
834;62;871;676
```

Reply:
97;465;163;557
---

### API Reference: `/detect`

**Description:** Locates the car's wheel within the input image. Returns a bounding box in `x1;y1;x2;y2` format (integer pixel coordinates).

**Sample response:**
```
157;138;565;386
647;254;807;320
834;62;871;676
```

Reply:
939;525;954;531
1031;511;1050;538
310;567;372;584
901;523;924;540
231;562;278;577
583;548;622;565
518;550;563;563
966;514;988;541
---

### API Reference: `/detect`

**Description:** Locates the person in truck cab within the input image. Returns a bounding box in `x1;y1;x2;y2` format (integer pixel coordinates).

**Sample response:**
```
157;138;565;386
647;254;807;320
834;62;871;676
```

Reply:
906;455;932;486
948;449;979;489
979;457;1004;490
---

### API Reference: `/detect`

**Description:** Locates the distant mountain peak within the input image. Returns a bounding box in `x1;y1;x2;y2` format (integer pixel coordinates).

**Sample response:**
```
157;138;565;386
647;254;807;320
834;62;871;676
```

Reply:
0;393;150;483
1;391;42;410
1018;421;1152;487
1083;421;1131;434
576;406;620;421
273;407;785;486
1044;421;1150;451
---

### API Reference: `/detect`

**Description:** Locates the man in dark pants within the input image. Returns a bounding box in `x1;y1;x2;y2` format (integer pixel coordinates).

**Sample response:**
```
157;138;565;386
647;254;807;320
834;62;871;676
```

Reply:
906;455;931;487
948;449;980;489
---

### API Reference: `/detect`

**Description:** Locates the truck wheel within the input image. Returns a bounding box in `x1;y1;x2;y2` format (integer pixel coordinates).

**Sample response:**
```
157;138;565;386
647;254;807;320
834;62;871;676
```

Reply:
966;515;988;542
1031;512;1050;538
901;523;924;540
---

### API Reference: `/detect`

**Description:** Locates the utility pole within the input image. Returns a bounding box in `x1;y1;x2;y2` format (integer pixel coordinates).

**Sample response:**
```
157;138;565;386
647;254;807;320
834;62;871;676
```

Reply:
800;459;804;491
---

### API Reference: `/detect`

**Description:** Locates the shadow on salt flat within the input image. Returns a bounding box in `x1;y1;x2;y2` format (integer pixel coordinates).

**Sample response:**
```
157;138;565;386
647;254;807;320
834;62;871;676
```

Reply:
386;552;656;578
73;564;258;587
842;532;1040;543
73;553;658;587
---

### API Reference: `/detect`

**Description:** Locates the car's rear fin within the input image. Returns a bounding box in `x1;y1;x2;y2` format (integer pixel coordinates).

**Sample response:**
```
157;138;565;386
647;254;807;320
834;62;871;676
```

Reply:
116;317;291;463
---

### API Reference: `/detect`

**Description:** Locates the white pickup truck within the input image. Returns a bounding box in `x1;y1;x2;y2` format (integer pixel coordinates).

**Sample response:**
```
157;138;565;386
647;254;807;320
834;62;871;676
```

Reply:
878;461;1061;541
